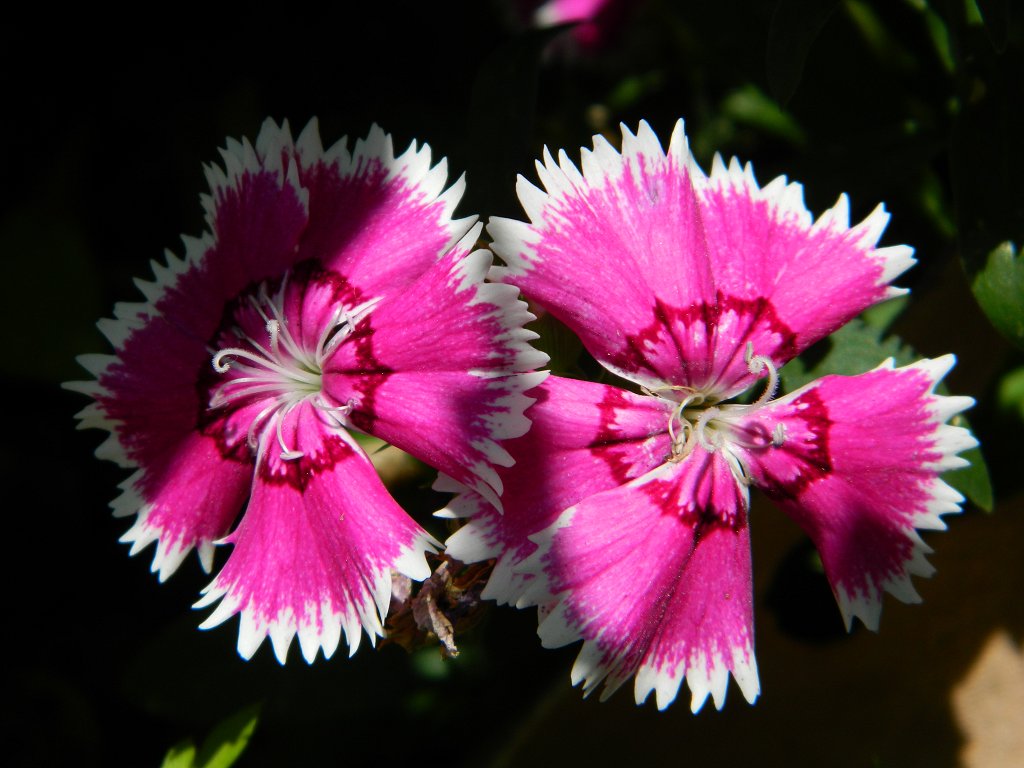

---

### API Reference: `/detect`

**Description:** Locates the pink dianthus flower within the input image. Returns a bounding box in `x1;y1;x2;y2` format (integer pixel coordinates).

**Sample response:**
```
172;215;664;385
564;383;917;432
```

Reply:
444;120;977;711
68;119;545;663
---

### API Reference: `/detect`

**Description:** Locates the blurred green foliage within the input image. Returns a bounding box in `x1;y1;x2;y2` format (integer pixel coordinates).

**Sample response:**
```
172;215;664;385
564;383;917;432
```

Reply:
160;704;261;768
972;241;1024;349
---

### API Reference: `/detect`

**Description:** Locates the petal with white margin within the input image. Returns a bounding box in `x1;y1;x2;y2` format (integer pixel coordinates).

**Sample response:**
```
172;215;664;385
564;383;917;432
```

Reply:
529;456;758;711
742;355;976;630
443;376;671;606
196;409;437;663
490;119;914;398
489;121;715;390
323;225;548;509
116;434;252;581
698;146;913;367
291;120;474;296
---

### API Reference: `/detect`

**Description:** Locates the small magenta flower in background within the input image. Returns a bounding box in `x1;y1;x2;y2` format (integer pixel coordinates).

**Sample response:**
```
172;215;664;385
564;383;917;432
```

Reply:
532;0;632;49
66;119;545;664
444;120;978;711
512;0;637;52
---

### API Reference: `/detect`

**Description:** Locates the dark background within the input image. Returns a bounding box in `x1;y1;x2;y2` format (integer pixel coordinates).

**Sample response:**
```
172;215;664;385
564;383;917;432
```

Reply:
3;2;1022;766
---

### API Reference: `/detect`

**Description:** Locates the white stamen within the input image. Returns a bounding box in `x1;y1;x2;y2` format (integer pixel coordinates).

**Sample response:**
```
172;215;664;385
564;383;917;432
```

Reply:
267;318;282;357
694;406;721;452
314;395;356;426
659;345;788;470
210;345;318;385
275;400;305;461
208;273;378;461
646;384;704;463
317;297;382;359
744;343;780;411
245;400;281;452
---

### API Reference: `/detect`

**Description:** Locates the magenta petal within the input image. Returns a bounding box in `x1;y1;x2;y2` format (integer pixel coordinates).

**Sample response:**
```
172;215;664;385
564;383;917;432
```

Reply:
88;299;210;469
66;121;312;577
196;421;437;663
322;226;548;507
491;120;914;396
203;166;310;302
196;119;311;308
77;282;255;579
699;155;912;359
443;376;671;605
632;520;758;713
293;122;472;296
118;433;251;580
529;458;758;711
490;122;716;390
474;118;977;712
744;356;976;630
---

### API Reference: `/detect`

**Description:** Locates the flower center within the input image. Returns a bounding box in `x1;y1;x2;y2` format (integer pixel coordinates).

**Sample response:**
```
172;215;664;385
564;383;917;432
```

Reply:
208;272;379;461
649;343;787;485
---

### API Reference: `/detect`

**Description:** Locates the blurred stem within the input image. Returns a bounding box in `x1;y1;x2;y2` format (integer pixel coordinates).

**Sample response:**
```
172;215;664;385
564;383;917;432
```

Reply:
484;673;572;768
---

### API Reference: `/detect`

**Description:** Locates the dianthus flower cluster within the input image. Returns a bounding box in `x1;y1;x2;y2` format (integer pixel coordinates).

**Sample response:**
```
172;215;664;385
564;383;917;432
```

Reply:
71;118;974;710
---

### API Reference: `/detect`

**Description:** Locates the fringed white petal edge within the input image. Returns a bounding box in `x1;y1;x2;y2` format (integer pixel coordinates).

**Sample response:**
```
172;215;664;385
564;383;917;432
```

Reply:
536;571;761;713
63;238;213;573
438;224;550;507
66;117;479;584
106;470;220;581
634;643;760;713
833;354;977;632
202;119;310;229
702;135;916;297
438;482;542;607
195;530;438;664
490;119;916;303
523;494;763;711
295;118;475;253
63;125;302;578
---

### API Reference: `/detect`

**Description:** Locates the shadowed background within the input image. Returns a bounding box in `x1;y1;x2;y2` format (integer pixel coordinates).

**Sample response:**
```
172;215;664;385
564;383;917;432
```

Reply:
3;2;1022;766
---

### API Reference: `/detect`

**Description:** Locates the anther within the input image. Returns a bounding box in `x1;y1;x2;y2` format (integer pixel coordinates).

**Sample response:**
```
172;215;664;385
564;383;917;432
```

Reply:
772;422;787;447
267;319;282;356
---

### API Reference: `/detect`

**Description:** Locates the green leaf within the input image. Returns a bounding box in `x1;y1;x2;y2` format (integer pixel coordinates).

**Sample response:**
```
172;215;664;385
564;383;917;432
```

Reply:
193;703;262;768
720;85;806;145
923;5;957;72
860;295;909;332
997;364;1024;420
607;71;665;112
411;648;450;681
902;0;957;71
843;1;918;71
974;0;1010;51
766;0;841;105
780;318;992;511
160;740;197;768
950;38;1024;285
779;317;913;392
971;241;1024;350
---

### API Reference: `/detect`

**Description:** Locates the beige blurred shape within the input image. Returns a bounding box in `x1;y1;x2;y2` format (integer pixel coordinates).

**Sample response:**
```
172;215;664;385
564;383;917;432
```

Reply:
953;630;1024;768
